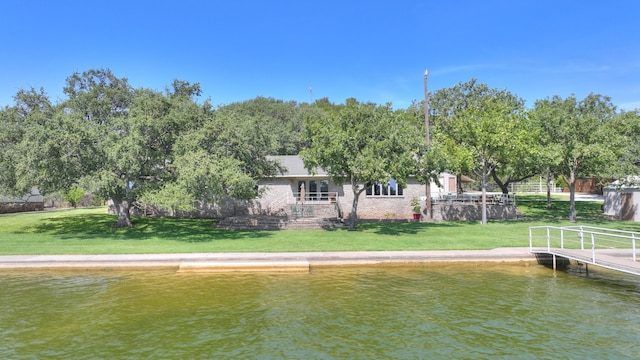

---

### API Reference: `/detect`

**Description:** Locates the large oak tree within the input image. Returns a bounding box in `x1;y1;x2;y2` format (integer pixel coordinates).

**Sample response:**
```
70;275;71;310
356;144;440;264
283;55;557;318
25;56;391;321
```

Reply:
431;79;529;224
300;98;434;230
533;94;623;222
0;69;282;227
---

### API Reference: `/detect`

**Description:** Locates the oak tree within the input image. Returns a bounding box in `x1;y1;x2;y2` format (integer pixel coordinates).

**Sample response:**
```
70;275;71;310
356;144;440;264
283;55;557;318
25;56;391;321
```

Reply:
301;98;429;230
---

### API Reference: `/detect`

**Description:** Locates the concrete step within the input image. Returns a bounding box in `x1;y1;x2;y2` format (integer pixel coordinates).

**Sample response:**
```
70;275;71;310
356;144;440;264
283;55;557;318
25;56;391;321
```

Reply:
217;216;343;230
285;218;344;230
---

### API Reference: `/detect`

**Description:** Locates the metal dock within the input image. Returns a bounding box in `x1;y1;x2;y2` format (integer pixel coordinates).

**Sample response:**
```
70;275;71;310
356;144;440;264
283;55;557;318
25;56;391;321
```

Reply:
529;226;640;276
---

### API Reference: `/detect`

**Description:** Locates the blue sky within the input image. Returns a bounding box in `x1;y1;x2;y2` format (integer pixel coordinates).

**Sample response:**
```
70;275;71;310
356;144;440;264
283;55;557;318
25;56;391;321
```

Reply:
1;0;639;110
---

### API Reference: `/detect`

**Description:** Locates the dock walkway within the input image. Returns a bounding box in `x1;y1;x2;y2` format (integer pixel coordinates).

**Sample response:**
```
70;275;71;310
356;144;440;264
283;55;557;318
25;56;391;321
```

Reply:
529;226;640;276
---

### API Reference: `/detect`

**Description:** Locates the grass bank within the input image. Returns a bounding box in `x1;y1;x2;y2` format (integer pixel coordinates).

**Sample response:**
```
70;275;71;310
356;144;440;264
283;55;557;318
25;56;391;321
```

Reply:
0;197;638;255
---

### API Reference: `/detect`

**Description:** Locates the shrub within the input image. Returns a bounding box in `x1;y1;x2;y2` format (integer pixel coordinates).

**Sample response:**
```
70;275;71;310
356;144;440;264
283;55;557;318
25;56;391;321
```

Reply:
63;186;85;208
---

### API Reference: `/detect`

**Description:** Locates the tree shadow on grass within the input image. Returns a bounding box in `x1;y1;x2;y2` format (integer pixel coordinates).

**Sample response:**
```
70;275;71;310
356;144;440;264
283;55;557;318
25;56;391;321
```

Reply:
24;214;274;242
355;221;464;235
516;200;609;224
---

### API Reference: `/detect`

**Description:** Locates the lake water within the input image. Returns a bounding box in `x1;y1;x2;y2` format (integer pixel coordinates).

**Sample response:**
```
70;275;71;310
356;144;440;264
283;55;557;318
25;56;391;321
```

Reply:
1;263;639;359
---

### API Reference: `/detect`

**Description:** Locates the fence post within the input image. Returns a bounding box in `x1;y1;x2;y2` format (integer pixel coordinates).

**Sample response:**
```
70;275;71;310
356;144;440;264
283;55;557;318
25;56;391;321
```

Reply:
529;227;533;251
560;228;564;249
579;226;584;250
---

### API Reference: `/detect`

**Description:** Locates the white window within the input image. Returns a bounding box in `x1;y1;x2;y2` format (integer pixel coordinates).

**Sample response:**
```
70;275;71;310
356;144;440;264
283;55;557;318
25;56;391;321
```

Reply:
366;179;403;196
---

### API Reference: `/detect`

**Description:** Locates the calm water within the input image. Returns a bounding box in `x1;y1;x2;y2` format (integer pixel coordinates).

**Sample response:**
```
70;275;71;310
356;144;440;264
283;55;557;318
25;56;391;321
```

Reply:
1;263;639;359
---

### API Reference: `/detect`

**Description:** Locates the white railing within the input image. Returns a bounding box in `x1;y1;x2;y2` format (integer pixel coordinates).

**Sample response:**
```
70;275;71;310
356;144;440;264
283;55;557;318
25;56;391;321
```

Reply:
288;192;338;205
529;226;639;262
509;179;559;193
432;192;516;206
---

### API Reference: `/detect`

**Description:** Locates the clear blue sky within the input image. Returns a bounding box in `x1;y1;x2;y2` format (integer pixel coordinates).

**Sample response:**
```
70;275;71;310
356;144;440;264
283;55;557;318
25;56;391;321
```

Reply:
1;0;639;110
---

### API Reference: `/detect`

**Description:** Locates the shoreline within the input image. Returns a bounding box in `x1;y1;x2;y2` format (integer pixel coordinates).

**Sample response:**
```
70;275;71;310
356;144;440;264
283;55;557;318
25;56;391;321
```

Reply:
0;248;538;272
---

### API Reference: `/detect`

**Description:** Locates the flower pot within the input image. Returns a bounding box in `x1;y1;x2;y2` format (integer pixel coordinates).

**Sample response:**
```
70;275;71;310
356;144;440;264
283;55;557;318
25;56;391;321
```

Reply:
412;213;421;220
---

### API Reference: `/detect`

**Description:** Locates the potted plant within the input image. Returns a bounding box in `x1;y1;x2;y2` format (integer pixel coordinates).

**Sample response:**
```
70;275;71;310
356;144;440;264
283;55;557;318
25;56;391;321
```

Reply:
410;197;421;220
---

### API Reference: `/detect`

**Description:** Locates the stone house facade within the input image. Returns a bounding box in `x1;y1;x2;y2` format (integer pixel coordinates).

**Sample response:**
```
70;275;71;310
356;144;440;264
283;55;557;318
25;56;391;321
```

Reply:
255;155;458;221
132;155;518;223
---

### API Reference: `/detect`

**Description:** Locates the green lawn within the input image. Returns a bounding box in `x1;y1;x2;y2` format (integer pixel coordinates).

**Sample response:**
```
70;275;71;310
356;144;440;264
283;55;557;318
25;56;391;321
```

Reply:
0;197;638;255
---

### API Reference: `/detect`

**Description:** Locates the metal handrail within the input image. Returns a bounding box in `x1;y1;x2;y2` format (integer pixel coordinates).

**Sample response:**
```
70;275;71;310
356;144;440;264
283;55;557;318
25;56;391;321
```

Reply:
529;226;639;263
289;191;338;205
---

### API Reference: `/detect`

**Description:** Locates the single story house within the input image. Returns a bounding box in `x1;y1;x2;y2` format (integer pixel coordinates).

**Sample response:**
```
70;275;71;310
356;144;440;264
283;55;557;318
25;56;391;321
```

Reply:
0;187;44;214
603;177;640;221
254;155;459;221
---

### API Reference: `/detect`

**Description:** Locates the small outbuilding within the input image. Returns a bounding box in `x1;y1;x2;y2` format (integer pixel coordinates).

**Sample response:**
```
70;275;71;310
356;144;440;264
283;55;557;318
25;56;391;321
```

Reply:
603;177;640;221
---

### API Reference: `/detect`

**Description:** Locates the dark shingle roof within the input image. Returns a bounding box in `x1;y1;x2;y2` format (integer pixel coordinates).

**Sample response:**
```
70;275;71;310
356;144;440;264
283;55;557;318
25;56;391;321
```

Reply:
267;155;327;177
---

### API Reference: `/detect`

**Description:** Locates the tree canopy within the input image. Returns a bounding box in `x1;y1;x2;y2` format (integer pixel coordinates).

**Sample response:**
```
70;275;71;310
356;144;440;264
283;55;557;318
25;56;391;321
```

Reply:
0;69;283;227
300;98;437;230
1;69;639;228
533;94;627;222
430;79;529;224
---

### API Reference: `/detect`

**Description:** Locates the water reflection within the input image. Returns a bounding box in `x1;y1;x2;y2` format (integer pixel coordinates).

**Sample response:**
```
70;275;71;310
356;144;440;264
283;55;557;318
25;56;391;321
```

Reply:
1;264;639;359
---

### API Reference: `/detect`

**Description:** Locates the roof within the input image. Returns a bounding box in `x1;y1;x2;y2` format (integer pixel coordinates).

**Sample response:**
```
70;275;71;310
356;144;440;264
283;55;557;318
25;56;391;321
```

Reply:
0;187;44;203
604;176;640;190
267;155;328;177
460;175;474;183
267;155;472;182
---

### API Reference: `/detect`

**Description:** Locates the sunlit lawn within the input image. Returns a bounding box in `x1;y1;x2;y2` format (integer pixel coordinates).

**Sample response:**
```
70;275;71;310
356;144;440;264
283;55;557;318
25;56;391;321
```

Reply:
0;196;638;255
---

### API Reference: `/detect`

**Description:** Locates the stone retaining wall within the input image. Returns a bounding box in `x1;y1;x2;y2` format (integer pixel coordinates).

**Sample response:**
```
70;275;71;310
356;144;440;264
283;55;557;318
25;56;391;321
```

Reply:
0;202;44;214
431;203;519;221
129;200;340;220
216;215;343;230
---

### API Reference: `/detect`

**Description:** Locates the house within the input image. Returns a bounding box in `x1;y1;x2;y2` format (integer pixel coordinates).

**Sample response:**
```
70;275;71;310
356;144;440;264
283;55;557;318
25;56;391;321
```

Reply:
603;177;640;221
0;187;44;214
140;155;516;227
253;155;459;221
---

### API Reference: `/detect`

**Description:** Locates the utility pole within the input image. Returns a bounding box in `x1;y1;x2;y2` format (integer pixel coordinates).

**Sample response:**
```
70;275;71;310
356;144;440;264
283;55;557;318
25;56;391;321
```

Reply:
424;69;432;220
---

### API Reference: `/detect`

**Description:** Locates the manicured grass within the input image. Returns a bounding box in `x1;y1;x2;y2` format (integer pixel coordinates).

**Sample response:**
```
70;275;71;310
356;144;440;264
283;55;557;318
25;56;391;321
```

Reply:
0;198;638;255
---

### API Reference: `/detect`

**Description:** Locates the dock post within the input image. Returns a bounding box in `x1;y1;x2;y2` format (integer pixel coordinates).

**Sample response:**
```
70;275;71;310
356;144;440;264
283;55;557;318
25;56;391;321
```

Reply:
591;233;596;262
553;254;556;271
586;263;589;276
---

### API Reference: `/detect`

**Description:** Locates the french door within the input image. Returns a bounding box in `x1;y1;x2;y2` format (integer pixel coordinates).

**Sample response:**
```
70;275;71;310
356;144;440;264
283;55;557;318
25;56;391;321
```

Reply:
297;180;329;202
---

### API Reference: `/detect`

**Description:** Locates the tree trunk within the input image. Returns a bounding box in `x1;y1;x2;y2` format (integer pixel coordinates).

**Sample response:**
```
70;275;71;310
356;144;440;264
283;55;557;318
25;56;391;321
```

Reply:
569;170;577;223
545;171;553;210
490;168;510;195
424;182;432;221
481;158;488;225
348;178;363;231
111;198;133;228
